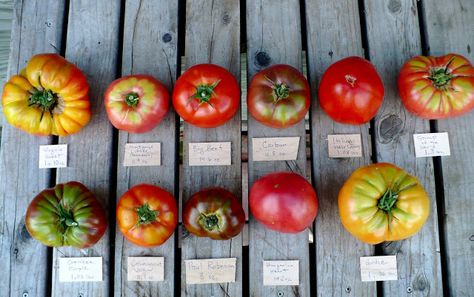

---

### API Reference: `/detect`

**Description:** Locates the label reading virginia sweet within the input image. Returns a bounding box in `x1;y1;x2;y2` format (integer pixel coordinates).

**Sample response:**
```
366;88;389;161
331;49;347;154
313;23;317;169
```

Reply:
39;144;68;168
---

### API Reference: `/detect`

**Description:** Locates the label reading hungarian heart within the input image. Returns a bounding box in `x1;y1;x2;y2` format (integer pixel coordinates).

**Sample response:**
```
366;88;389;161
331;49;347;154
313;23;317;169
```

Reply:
413;132;450;157
360;255;398;282
185;258;236;284
123;143;161;166
39;144;68;168
263;260;299;286
127;257;164;282
328;134;362;158
252;137;300;161
188;142;231;166
58;257;102;282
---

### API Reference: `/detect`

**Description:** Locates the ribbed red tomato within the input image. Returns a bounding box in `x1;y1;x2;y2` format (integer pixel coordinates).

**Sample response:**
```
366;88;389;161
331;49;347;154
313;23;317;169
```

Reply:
318;56;384;125
249;172;318;233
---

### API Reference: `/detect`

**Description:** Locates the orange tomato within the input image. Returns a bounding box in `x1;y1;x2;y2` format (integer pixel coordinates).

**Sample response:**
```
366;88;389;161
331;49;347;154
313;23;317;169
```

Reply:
338;163;430;244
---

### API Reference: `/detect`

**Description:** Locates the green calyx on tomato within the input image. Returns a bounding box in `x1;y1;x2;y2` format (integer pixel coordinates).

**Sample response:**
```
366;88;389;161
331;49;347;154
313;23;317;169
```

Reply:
377;185;400;214
428;59;454;90
272;82;290;101
136;203;158;225
29;88;58;111
198;212;221;231
125;92;140;107
193;80;220;104
57;203;79;229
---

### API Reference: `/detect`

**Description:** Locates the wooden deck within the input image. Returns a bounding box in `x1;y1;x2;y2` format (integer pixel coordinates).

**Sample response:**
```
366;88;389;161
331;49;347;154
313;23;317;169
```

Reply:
0;0;472;296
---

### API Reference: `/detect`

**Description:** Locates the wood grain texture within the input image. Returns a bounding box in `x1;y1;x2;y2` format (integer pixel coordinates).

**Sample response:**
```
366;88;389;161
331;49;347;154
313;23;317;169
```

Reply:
422;0;474;296
0;1;64;296
181;1;242;297
113;0;178;296
51;1;120;296
246;1;309;296
304;1;376;296
364;0;443;296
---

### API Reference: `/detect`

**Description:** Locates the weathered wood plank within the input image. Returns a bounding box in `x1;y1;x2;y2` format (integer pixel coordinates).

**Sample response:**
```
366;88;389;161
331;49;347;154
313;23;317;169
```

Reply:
51;1;121;296
0;1;65;296
181;1;242;297
421;0;474;296
364;0;443;296
246;1;310;296
113;0;179;296
304;1;376;296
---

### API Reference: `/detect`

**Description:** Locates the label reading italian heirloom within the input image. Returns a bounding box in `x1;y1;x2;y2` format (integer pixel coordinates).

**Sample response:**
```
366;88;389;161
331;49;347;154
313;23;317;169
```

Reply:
185;258;236;284
39;144;68;168
328;134;362;158
252;137;300;161
188;142;231;166
413;132;450;157
127;257;164;282
360;255;397;282
58;257;102;282
263;260;299;286
123;143;161;166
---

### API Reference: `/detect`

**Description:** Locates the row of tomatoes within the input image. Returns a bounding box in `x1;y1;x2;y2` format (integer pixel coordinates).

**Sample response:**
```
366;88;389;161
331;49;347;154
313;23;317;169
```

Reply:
25;162;430;248
2;53;474;136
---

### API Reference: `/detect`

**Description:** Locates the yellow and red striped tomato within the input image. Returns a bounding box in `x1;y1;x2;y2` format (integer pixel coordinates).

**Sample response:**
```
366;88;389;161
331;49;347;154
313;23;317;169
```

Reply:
117;184;177;247
398;53;474;119
2;53;91;136
104;75;170;133
338;163;430;244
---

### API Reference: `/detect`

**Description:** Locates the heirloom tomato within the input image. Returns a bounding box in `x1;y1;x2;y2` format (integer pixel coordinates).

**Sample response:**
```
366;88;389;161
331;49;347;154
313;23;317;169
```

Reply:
338;163;430;244
398;53;474;119
25;182;107;248
2;53;90;136
104;75;170;133
117;184;178;247
249;172;318;233
172;64;239;128
247;64;310;128
183;188;245;240
318;56;384;125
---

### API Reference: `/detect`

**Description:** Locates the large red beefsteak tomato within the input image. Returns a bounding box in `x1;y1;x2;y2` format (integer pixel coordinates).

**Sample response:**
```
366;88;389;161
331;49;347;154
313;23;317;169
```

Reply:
249;172;318;233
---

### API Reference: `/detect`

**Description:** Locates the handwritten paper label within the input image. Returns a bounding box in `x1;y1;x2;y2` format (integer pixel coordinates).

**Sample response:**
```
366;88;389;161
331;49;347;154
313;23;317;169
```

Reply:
188;142;231;166
123;143;161;166
328;134;362;158
263;260;299;286
252;137;300;161
58;257;102;282
413;132;450;157
39;144;67;168
360;255;398;282
127;257;164;282
185;258;236;284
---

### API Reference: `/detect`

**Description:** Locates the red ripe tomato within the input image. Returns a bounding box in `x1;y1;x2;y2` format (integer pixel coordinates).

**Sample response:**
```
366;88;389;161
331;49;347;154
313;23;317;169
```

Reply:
247;64;310;128
104;75;170;133
172;64;240;128
116;184;178;247
318;56;384;125
398;53;474;119
249;172;318;233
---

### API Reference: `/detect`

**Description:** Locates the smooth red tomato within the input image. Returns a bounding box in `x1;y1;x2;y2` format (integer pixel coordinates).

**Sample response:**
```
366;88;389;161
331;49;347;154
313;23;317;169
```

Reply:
247;64;310;128
104;75;169;133
318;56;384;125
172;64;240;128
398;53;474;119
249;172;318;233
117;184;178;247
183;188;245;240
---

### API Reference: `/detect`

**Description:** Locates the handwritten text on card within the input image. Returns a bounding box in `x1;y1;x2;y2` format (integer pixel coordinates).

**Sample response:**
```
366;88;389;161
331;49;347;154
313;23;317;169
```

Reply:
263;260;299;286
252;137;300;161
328;134;362;158
413;132;450;157
39;144;68;168
185;258;236;284
360;255;398;282
188;142;231;166
58;257;102;282
127;257;164;282
123;143;161;166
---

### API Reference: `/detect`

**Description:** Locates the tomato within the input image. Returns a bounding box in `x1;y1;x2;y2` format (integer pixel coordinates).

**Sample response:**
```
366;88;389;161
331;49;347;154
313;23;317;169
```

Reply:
104;75;170;133
117;184;177;247
172;64;239;128
247;64;310;128
398;53;474;119
183;188;245;240
25;182;107;248
318;56;384;125
249;172;318;233
2;53;90;136
338;163;430;244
